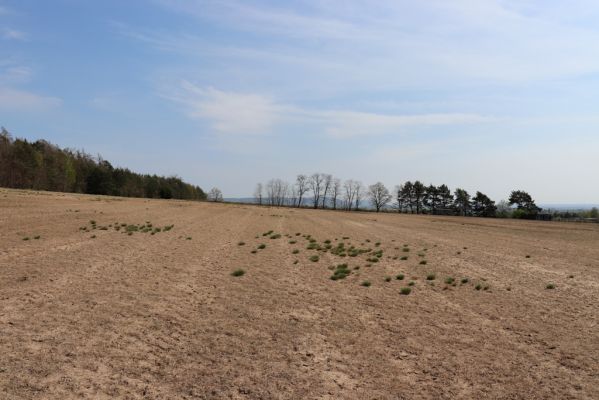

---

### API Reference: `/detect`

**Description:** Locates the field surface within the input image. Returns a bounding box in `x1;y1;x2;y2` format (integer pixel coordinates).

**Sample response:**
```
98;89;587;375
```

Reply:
1;189;598;399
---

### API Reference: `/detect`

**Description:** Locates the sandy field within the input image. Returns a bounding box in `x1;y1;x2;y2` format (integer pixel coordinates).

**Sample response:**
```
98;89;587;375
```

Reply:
1;188;598;399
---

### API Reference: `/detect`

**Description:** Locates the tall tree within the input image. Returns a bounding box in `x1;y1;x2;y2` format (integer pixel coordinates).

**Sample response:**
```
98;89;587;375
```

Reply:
509;190;541;218
400;181;415;213
453;188;471;216
413;181;426;214
208;187;223;202
423;185;441;215
471;191;497;217
295;174;309;208
330;178;341;210
368;182;392;212
320;174;333;209
309;173;324;209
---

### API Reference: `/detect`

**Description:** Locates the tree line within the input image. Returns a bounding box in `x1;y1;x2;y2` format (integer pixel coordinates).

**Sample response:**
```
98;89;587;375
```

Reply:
254;173;543;219
0;129;206;200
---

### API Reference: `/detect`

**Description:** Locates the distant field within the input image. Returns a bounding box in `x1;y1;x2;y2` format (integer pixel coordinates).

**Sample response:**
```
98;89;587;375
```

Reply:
1;188;598;399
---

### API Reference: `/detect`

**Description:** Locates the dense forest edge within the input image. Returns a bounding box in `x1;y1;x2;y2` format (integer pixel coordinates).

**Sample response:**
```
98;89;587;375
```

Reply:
0;128;206;201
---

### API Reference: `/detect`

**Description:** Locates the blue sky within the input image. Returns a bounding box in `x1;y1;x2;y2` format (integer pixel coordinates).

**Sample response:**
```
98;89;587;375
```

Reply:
1;0;598;202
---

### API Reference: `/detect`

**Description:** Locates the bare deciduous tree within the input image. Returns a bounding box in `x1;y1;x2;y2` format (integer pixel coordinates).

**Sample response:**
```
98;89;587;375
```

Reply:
208;187;223;202
309;173;324;209
368;182;391;212
354;181;363;211
330;178;341;210
254;183;263;205
320;174;332;209
295;174;309;208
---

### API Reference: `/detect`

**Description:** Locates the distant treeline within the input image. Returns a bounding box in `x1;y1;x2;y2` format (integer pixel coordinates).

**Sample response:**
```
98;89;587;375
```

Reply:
255;173;545;219
0;128;206;200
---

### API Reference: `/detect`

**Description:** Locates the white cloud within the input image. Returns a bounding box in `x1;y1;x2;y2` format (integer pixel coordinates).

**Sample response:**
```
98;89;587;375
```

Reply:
3;28;26;40
169;82;491;138
0;87;62;111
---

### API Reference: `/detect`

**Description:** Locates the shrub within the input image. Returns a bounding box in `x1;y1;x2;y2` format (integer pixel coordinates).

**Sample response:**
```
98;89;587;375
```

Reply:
408;281;415;286
257;244;266;249
186;237;192;240
400;287;411;295
330;264;351;280
445;277;455;284
289;240;297;244
426;274;436;280
402;248;410;252
231;269;245;277
263;230;273;236
385;276;392;282
375;242;381;247
251;250;257;254
292;249;300;254
546;283;556;289
270;234;282;239
361;280;371;287
238;241;245;246
396;274;405;280
419;260;427;265
309;255;319;262
475;284;482;290
34;235;40;240
400;256;408;261
461;278;469;284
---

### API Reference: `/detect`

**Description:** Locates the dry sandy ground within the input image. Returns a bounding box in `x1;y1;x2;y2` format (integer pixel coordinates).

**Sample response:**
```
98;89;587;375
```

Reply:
1;188;598;399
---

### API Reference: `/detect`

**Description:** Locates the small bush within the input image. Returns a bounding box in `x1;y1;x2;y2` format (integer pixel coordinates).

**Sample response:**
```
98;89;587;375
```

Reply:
257;244;266;249
445;277;455;284
375;242;381;247
408;281;415;286
419;260;427;265
263;230;273;236
23;237;30;241
546;283;556;289
461;277;469;284
400;256;408;261
289;240;297;244
309;255;319;262
34;235;41;240
385;276;392;282
475;284;482;290
292;249;300;254
231;269;245;277
324;239;331;244
270;234;282;239
238;241;245;246
400;287;411;295
402;248;410;252
186;237;192;240
396;274;405;280
361;280;371;287
426;274;435;280
251;250;257;254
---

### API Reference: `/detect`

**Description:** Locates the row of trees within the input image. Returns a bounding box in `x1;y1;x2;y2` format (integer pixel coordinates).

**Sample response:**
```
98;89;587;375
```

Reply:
254;173;543;219
0;129;206;200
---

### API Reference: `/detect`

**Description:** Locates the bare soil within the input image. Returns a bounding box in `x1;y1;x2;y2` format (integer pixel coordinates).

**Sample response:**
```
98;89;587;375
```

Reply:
1;188;598;399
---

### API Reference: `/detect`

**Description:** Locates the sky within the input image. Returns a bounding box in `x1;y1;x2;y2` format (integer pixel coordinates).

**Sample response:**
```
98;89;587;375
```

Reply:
1;0;598;203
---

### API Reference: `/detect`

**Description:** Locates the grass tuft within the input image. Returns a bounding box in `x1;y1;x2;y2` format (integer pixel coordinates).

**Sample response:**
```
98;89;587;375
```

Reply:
400;287;411;295
231;269;245;277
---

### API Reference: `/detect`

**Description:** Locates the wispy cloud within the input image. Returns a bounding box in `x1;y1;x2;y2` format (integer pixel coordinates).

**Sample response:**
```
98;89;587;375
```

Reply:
2;28;26;40
167;82;491;139
0;87;62;111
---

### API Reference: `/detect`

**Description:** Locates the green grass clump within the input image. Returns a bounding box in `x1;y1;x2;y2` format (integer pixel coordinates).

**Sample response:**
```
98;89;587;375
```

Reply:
366;257;379;263
292;249;300;254
238;241;245;246
306;242;320;250
186;237;192;240
400;287;411;295
400;256;408;261
309;255;319;262
163;225;174;231
396;274;405;280
546;283;556;289
375;242;381;247
231;269;245;277
361;280;371;287
330;264;351;280
262;230;273;236
426;274;436;280
324;239;331;244
257;244;266;249
289;240;297;244
402;248;410;252
475;283;482;290
461;277;469;284
445;277;455;285
270;234;281;239
408;281;415;286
